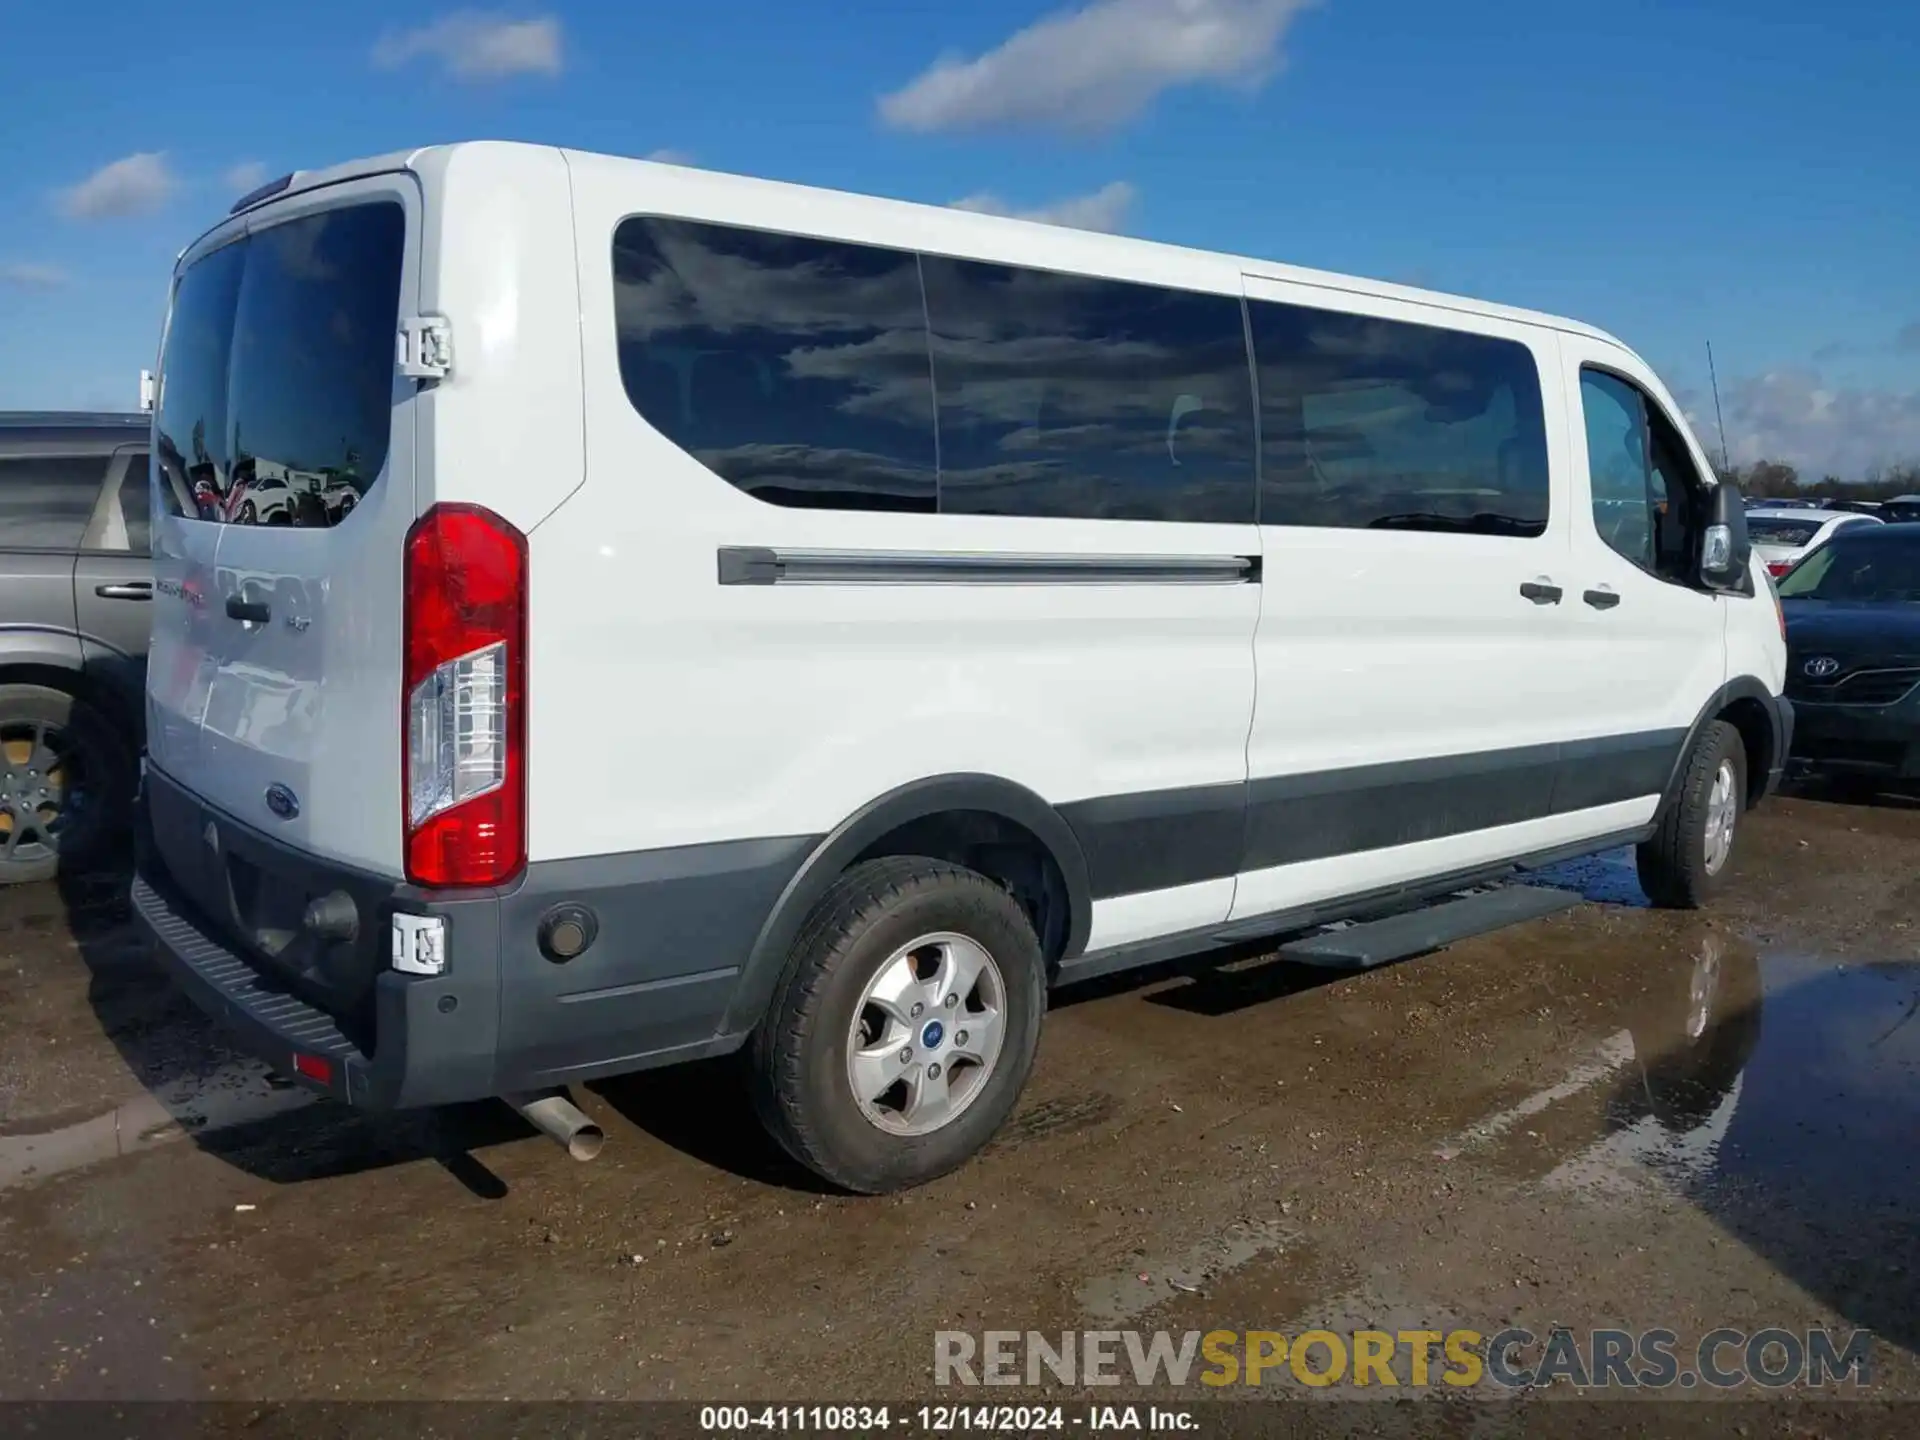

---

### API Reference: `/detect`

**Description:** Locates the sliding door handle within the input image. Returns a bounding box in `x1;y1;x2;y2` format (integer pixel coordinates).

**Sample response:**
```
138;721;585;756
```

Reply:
1519;580;1563;605
1583;588;1622;610
95;582;153;601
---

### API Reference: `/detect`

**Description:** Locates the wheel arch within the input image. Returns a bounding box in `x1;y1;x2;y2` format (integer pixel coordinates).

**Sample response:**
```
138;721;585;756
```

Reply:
720;774;1093;1036
0;639;139;736
1659;676;1781;817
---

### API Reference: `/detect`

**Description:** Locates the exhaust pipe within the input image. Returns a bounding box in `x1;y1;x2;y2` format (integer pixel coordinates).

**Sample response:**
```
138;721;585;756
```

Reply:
503;1089;605;1161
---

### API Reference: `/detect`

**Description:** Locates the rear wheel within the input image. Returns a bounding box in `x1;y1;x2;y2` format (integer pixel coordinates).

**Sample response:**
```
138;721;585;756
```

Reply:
0;684;133;884
1636;720;1747;909
749;857;1045;1193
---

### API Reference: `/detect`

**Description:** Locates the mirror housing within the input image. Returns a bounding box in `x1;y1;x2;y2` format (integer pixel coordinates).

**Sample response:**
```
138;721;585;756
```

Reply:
1700;480;1752;591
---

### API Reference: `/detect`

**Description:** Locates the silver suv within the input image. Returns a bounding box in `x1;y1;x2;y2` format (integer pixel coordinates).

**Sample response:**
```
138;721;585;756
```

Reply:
1;411;166;882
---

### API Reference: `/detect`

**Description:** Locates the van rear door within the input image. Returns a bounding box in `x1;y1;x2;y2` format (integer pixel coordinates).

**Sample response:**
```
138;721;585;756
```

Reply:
149;174;420;875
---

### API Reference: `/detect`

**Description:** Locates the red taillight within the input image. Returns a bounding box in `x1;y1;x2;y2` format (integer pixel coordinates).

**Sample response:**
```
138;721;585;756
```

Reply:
292;1053;332;1085
402;503;527;889
1766;561;1791;577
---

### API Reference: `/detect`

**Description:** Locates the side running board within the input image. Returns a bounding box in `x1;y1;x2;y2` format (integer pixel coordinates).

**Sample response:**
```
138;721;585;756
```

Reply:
1278;885;1583;970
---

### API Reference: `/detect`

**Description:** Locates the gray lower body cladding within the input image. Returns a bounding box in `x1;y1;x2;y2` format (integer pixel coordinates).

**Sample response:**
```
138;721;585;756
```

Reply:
134;764;813;1108
132;709;1768;1113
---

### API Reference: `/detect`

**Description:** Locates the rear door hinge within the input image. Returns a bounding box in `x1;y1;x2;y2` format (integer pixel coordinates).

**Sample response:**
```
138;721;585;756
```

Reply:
397;315;453;380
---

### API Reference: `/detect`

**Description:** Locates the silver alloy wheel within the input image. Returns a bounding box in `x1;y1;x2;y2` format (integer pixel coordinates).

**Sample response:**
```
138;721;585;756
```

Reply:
1702;759;1738;876
845;931;1006;1137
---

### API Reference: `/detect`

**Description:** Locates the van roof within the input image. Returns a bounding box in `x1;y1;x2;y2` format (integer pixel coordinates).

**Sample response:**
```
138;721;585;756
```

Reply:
210;141;1634;358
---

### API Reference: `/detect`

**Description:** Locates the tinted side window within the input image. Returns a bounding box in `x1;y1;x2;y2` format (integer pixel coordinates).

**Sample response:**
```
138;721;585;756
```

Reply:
118;451;155;555
1579;369;1655;568
1250;301;1549;536
922;259;1254;523
614;218;937;513
0;455;110;550
77;451;158;554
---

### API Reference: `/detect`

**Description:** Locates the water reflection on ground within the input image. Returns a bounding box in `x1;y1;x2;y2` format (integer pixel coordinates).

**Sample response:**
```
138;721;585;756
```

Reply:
1687;952;1920;1352
1561;936;1920;1354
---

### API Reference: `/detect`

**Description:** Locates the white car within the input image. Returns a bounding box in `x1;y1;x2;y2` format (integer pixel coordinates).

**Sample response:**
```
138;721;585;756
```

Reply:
131;141;1792;1194
1746;506;1881;578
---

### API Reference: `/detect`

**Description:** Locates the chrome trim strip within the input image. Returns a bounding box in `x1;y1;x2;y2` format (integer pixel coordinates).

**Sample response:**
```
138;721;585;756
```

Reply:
717;546;1261;586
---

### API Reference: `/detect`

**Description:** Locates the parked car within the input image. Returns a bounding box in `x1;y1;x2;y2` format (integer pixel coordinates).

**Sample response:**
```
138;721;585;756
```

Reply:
0;410;173;881
1746;505;1881;579
132;141;1790;1194
1778;523;1920;792
1879;495;1920;524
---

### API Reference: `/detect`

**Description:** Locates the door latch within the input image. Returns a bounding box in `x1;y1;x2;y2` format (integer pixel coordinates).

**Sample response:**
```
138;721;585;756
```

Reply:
397;315;453;381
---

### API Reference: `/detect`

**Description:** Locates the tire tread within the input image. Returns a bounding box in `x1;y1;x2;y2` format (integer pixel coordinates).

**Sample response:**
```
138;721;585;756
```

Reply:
749;856;1040;1192
1637;719;1744;910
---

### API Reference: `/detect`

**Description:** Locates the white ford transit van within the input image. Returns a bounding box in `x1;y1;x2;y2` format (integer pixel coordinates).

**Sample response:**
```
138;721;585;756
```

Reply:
133;142;1790;1193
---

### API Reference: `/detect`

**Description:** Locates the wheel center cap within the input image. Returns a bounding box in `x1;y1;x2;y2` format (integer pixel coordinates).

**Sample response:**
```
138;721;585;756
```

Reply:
920;1020;945;1050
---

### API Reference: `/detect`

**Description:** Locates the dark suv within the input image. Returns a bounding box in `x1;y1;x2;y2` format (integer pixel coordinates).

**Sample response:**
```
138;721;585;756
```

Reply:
1;411;168;882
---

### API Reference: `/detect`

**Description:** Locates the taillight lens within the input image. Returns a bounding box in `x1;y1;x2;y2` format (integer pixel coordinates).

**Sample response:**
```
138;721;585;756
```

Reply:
403;504;526;888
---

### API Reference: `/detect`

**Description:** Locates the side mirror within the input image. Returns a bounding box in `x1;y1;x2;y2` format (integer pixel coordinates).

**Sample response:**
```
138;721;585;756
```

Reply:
1700;480;1752;591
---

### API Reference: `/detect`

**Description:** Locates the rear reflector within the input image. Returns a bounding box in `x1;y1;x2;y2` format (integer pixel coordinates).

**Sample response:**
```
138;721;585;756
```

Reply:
292;1053;332;1084
403;504;527;888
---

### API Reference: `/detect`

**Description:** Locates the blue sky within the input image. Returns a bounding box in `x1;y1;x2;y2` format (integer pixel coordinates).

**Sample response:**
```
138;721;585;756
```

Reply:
2;0;1916;477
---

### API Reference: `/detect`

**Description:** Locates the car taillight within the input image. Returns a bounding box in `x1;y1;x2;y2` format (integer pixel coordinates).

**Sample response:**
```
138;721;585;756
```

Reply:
403;503;526;888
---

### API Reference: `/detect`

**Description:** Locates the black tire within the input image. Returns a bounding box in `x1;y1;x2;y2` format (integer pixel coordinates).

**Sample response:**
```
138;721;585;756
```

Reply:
1636;720;1747;910
0;683;134;885
749;856;1046;1194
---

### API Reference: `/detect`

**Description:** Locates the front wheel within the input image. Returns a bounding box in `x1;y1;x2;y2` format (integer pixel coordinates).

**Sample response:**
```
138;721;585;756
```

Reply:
749;857;1046;1193
1636;720;1747;909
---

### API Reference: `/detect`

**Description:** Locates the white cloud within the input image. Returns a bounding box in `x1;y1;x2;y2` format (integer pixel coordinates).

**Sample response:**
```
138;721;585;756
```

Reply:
1682;369;1920;479
373;12;563;81
951;180;1138;233
1;262;67;289
880;0;1318;134
56;152;177;220
645;149;695;165
225;161;271;193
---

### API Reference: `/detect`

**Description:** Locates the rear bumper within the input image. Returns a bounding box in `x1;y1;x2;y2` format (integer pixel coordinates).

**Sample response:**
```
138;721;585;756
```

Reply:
131;868;490;1109
132;765;813;1110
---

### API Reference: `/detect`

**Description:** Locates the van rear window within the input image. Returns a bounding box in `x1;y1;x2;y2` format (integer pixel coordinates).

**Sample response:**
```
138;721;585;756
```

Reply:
157;202;404;527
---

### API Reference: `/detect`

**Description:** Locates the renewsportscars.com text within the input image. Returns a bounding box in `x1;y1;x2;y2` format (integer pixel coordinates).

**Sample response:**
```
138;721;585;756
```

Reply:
934;1327;1874;1390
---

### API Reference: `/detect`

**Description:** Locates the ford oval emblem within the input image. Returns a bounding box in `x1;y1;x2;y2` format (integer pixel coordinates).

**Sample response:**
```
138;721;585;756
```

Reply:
264;783;300;820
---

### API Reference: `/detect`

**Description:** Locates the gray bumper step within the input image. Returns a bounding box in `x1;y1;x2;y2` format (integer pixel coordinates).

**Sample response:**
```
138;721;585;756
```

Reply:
1279;884;1583;969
